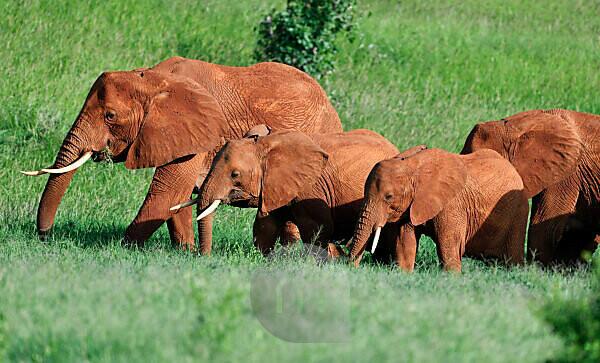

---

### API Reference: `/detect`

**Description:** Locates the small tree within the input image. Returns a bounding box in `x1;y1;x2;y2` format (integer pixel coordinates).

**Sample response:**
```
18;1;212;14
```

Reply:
255;0;356;79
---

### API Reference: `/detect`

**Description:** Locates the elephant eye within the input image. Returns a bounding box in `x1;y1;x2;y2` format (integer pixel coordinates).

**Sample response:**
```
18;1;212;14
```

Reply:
105;111;116;122
231;170;240;178
384;193;393;202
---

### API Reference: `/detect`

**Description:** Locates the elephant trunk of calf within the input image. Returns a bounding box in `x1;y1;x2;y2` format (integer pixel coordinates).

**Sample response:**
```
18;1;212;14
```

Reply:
350;202;379;266
196;177;223;255
37;127;88;236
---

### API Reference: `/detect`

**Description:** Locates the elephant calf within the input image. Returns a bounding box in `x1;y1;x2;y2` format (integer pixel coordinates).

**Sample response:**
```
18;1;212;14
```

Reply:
174;128;399;256
350;147;529;272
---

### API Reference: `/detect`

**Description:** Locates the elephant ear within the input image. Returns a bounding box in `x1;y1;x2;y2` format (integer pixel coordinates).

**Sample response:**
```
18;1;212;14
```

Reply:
508;111;582;198
259;131;329;213
410;149;467;226
125;75;226;169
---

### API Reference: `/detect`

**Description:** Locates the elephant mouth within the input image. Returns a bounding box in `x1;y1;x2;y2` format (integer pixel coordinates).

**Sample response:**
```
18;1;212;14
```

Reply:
91;144;128;163
228;189;258;208
91;150;110;162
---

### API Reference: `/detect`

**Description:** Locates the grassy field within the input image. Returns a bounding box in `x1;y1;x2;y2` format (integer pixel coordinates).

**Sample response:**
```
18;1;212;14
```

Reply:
1;0;599;361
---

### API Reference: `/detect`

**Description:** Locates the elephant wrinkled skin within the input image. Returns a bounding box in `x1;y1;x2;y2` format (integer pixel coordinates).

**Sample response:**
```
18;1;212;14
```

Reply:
23;56;341;250
350;147;528;272
193;129;399;257
462;109;600;265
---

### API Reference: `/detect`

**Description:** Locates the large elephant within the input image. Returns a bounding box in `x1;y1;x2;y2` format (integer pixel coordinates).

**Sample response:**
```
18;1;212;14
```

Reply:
349;147;528;272
22;56;342;252
177;128;398;257
461;109;600;265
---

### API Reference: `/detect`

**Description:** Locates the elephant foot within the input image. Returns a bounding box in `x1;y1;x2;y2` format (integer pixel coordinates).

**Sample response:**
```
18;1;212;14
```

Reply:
171;239;196;252
327;243;346;259
121;237;144;249
280;221;301;246
37;228;51;241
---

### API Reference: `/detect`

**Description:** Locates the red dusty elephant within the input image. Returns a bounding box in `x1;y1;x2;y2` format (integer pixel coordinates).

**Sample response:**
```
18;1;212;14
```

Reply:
175;128;399;258
349;147;528;272
22;56;342;251
462;109;600;265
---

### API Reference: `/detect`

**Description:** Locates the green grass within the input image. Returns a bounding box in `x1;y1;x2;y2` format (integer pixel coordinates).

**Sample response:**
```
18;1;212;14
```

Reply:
1;0;598;361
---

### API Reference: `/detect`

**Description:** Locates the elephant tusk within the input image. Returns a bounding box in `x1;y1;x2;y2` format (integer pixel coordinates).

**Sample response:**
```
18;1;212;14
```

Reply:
197;200;221;221
20;170;47;176
370;226;382;254
21;151;93;176
41;152;93;174
170;198;199;212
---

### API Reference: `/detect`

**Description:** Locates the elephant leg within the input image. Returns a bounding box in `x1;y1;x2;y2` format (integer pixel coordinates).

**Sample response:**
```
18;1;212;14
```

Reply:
124;154;204;248
253;211;285;255
291;203;334;258
528;182;579;265
504;193;528;266
394;224;419;272
435;223;465;272
167;207;194;251
553;219;598;264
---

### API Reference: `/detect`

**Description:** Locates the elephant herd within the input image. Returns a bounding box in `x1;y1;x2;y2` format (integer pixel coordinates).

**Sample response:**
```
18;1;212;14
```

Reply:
23;56;600;272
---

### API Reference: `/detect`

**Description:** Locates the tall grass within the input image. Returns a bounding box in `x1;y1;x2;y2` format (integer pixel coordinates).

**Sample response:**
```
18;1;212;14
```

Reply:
1;0;598;361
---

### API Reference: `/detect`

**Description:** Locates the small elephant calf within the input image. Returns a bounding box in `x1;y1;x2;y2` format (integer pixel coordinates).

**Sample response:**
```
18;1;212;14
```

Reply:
350;147;529;272
180;128;399;256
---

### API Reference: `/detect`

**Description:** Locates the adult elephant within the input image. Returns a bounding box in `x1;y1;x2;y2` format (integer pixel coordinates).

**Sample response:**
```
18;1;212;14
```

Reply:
22;56;342;253
461;109;600;265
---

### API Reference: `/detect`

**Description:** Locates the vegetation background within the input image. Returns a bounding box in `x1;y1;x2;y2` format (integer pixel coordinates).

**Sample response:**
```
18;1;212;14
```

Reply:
1;0;599;361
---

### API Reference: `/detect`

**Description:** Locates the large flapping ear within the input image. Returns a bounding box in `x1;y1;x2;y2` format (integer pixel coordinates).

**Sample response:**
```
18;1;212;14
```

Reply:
410;149;467;226
507;111;583;198
125;72;226;169
259;131;329;213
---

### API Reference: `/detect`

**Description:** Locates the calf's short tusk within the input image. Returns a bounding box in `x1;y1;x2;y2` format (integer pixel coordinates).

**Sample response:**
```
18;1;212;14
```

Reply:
197;200;221;221
170;198;199;212
21;151;93;176
371;226;382;254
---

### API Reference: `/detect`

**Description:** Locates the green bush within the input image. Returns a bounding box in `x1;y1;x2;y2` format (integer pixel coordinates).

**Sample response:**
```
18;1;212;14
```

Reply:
254;0;356;79
541;263;600;363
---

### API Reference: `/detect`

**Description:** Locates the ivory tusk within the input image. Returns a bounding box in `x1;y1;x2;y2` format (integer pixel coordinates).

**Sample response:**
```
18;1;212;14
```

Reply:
371;226;382;254
20;170;47;176
197;200;221;221
41;152;93;174
170;198;199;212
21;151;93;176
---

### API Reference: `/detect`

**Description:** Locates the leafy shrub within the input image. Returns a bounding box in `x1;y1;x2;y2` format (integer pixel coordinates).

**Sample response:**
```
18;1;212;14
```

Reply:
255;0;356;79
541;263;600;363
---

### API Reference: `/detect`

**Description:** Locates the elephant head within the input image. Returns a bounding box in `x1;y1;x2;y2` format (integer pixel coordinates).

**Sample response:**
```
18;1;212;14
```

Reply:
23;69;226;236
349;147;467;264
190;130;328;221
461;109;583;198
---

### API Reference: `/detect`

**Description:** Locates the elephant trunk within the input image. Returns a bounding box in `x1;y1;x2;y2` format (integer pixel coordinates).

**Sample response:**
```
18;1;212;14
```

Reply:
197;176;219;214
350;200;379;266
196;176;222;255
37;126;88;236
